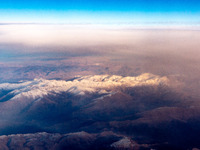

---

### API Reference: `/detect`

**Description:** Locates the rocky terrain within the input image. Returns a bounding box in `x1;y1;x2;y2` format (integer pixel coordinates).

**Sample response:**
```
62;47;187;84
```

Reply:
0;73;199;149
0;131;141;150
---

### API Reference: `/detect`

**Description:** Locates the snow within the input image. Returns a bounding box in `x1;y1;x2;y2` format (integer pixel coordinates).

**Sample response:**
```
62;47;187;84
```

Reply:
0;73;169;100
110;137;134;149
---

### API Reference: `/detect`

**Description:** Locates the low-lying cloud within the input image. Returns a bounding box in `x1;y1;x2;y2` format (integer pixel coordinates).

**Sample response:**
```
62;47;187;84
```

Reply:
0;24;200;96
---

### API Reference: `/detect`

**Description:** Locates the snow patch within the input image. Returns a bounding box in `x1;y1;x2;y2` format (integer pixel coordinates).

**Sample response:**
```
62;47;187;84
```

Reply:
0;73;169;100
111;137;135;149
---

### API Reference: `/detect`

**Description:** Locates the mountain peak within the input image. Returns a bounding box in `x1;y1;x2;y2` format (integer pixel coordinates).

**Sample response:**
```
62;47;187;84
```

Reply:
0;73;169;100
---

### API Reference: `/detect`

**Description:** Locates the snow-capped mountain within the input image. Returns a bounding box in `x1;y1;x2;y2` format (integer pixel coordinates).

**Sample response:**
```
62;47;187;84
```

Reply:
0;73;168;100
1;73;197;149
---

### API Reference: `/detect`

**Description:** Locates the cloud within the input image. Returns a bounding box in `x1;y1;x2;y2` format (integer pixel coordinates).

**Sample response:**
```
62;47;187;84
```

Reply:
0;24;200;98
0;24;139;47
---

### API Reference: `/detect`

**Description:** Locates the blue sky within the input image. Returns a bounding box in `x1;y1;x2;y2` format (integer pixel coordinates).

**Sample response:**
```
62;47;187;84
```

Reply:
0;0;200;24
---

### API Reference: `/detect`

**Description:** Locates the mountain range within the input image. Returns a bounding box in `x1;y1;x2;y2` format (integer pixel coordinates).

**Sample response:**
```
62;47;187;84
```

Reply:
0;73;199;149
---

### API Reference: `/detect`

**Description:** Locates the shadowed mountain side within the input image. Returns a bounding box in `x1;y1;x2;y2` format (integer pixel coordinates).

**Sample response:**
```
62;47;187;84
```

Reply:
0;74;199;149
0;131;141;150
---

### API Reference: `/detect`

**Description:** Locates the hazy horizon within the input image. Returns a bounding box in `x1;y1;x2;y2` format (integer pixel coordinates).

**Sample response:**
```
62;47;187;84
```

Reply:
1;0;200;149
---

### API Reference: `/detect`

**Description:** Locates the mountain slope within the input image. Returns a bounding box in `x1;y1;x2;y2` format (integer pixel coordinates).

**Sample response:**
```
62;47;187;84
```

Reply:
1;73;200;149
0;73;168;100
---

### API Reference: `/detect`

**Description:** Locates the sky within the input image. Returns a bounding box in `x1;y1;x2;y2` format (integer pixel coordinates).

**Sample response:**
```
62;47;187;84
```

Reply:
0;0;200;24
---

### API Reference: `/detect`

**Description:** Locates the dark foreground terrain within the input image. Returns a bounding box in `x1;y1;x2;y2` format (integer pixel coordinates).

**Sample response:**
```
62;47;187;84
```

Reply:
0;74;199;150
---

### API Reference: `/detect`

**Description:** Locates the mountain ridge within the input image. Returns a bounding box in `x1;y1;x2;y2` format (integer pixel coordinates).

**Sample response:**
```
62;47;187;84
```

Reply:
0;73;169;100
